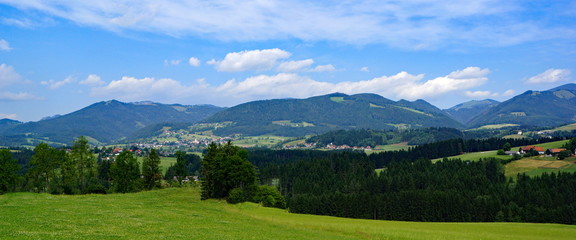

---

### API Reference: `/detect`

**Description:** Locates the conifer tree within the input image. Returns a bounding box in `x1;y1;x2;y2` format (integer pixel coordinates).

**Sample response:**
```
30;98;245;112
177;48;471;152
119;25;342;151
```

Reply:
142;149;162;190
0;149;20;193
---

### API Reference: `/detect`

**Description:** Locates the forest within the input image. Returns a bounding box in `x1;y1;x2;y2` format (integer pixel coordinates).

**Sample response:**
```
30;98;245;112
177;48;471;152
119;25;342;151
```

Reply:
250;141;576;224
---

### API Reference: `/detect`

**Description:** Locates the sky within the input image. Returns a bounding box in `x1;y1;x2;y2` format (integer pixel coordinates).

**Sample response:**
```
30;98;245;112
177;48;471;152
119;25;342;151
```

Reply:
0;0;575;122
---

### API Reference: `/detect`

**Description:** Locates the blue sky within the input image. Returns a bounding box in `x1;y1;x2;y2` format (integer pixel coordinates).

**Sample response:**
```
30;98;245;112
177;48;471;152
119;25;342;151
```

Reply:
0;0;575;122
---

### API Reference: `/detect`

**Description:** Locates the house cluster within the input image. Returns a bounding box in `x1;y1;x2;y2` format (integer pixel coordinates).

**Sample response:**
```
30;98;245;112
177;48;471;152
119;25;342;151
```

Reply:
324;143;372;150
505;145;573;157
282;143;316;149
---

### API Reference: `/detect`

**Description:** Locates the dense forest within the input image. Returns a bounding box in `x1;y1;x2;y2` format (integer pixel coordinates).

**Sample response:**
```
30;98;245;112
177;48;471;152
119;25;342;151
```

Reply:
249;139;576;224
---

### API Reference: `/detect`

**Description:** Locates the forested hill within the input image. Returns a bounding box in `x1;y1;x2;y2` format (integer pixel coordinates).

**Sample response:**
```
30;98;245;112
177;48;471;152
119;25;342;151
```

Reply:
1;100;223;144
201;93;464;136
444;99;500;124
468;84;576;127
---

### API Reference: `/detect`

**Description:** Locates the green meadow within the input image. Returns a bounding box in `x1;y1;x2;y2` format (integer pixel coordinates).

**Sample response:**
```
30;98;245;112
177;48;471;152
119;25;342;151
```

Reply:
2;187;576;240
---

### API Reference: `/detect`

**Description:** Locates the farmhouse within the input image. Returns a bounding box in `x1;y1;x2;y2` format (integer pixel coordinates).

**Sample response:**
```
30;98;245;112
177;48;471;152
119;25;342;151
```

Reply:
545;148;567;156
518;146;545;154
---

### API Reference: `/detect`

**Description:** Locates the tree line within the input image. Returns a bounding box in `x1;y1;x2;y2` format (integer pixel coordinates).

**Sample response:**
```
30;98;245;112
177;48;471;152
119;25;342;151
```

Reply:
0;136;199;194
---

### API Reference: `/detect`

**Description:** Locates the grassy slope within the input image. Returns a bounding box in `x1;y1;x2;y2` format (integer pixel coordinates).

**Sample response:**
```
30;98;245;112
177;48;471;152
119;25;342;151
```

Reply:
2;188;576;240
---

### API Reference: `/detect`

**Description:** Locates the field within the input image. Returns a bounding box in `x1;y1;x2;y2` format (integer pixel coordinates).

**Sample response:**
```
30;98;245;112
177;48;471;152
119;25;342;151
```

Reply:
432;150;511;162
137;157;177;174
232;135;290;148
1;187;576;240
505;157;576;177
374;142;410;152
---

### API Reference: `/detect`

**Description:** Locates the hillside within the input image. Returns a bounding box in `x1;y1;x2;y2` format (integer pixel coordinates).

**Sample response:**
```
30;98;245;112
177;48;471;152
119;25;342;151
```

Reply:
0;118;22;133
468;84;576;128
1;187;575;240
444;99;500;124
201;93;464;136
2;100;223;144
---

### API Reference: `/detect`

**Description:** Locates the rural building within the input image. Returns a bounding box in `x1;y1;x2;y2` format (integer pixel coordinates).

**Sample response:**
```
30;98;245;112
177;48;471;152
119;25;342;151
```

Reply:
545;148;567;156
519;146;545;154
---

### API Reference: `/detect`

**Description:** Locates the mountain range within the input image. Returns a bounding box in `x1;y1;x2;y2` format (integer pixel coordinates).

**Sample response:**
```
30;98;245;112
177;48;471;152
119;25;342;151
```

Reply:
1;83;575;145
0;100;223;145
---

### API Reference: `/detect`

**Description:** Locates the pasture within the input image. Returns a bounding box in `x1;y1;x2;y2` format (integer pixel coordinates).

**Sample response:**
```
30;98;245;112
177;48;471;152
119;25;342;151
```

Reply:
1;187;576;240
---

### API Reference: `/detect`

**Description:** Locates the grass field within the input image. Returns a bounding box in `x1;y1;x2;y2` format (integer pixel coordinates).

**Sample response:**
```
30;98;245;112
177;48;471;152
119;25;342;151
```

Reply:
374;142;411;152
432;140;569;163
505;157;576;177
137;157;177;174
232;135;290;148
1;187;576;240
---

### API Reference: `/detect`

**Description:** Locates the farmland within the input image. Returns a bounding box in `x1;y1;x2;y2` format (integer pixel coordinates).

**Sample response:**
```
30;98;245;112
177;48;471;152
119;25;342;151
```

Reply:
1;187;576;240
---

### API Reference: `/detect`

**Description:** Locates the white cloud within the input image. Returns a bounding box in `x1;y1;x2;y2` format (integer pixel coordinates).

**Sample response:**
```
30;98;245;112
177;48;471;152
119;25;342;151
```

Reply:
396;67;490;100
212;49;291;72
164;59;181;65
0;39;11;51
526;69;571;84
188;57;200;67
0;64;21;86
0;113;17;120
90;67;490;105
41;76;75;89
360;67;369;72
311;64;336;72
464;90;493;98
464;89;516;98
91;76;192;101
79;74;105;86
0;91;41;101
277;59;314;72
1;1;572;49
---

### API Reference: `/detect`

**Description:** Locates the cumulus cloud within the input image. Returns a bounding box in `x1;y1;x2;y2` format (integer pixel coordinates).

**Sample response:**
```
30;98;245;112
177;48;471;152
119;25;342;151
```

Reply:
211;49;291;72
91;76;193;101
360;67;369;72
464;89;515;98
277;59;314;72
41;76;75;89
1;0;573;49
311;64;336;72
0;64;21;86
0;39;11;51
396;67;490;99
188;57;200;67
79;74;105;86
526;69;571;84
464;90;494;98
90;67;490;105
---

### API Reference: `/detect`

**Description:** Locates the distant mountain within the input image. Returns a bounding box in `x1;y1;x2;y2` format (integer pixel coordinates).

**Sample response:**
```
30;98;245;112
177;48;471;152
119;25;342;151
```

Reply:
0;118;22;133
548;83;576;92
200;93;464;136
444;99;500;124
468;86;576;127
2;100;223;144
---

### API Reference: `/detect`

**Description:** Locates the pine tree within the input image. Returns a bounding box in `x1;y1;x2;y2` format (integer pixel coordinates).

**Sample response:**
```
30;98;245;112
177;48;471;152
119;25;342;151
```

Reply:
0;149;20;193
142;149;162;190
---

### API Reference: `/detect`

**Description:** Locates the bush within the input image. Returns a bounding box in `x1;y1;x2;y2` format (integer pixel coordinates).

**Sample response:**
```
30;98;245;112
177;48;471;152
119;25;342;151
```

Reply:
227;188;245;204
254;185;286;209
